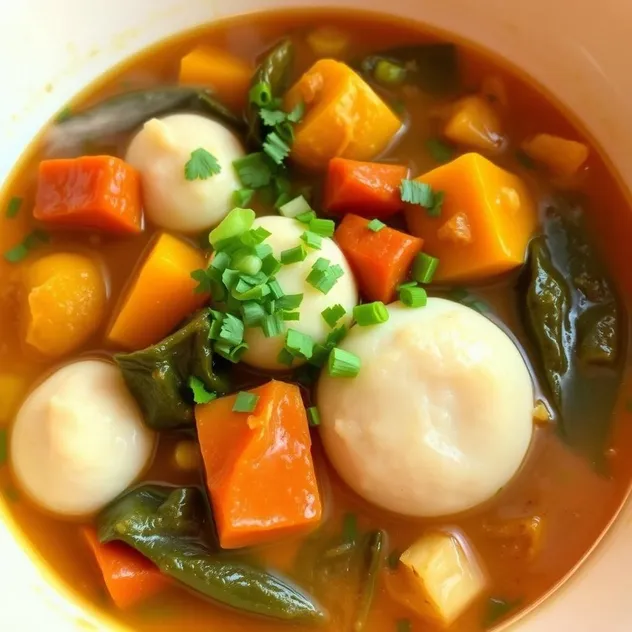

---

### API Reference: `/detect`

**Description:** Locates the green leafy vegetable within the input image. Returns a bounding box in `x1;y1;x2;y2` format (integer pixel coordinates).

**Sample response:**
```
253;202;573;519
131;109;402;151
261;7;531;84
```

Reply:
353;302;389;326
5;196;22;219
233;391;260;413
400;179;444;216
367;219;385;232
307;407;321;427
115;310;228;430
233;153;274;189
263;131;291;165
322;304;347;329
400;285;428;308
328;348;361;378
188;376;217;405
97;485;326;623
184;148;221;180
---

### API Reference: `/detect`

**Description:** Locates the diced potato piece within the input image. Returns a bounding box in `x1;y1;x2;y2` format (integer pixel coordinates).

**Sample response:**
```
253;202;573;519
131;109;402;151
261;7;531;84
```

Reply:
404;153;537;283
22;253;107;358
284;59;402;170
521;134;589;177
443;96;503;152
483;516;544;560
179;46;252;112
108;233;208;350
0;374;27;424
388;531;486;627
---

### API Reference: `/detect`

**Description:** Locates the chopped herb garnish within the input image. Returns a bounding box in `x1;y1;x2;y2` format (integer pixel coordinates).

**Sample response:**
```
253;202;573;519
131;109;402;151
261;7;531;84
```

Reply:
210;208;256;250
400;179;444;217
301;230;323;250
249;81;273;108
260;109;287;127
425;137;455;163
188;376;217;404
367;218;386;232
242;301;266;327
279;195;312;219
287;101;305;123
400;285;428;308
233;391;260;413
3;244;29;264
307;406;321;427
281;244;308;265
326;325;348;347
309;218;336;238
263;131;291;165
353;301;389;326
285;329;315;360
191;268;212;294
218;313;244;347
3;229;49;263
328;347;361;378
322;304;347;328
412;252;440;284
398;281;418;290
296;210;317;224
374;59;407;86
184;148;221;181
262;313;284;338
282;311;300;321
233;188;255;207
233;152;273;189
5;196;23;219
306;261;344;294
277;347;296;367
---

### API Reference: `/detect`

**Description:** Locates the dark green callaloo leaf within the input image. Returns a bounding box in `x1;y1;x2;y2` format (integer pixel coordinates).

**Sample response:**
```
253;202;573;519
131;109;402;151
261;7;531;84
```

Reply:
98;486;326;624
47;87;243;153
114;310;228;430
353;530;385;632
577;302;618;364
359;44;460;94
246;39;295;146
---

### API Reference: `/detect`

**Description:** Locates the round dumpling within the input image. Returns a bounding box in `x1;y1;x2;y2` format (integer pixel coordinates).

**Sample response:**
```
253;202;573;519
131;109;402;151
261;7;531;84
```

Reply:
317;299;534;518
11;360;154;517
125;113;244;233
242;216;358;371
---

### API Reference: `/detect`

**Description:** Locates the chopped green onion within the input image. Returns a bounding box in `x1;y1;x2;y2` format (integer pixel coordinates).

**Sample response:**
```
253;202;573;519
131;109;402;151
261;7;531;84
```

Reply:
296;210;316;224
232;251;263;276
218;314;244;346
261;253;281;276
429;190;445;217
240;227;271;247
309;218;336;238
210;208;256;250
374;59;407;85
307;262;344;294
282;311;300;321
287;101;305;123
412;252;439;284
328;347;361;378
215;341;249;363
322;304;347;328
262;313;284;338
221;268;240;291
249;81;272;108
242;301;266;327
308;343;330;368
326;326;348;347
188;376;217;404
3;229;49;264
277;294;304;310
233;152;273;189
233;391;260;413
277;348;295;367
353;301;389;326
400;285;428;308
425;138;455;163
397;280;418;290
312;257;330;271
342;512;358;544
5;196;22;219
300;231;322;250
232;282;270;302
263;131;291;165
274;192;292;210
281;244;307;265
191;269;212;294
367;218;386;232
279;195;312;219
400;179;445;217
267;278;285;299
307;407;321;427
276;121;295;144
3;243;29;264
285;329;314;360
233;188;254;207
254;243;273;259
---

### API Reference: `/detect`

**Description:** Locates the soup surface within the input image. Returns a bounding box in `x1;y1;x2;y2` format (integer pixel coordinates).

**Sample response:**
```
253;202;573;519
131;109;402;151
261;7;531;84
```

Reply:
1;9;632;632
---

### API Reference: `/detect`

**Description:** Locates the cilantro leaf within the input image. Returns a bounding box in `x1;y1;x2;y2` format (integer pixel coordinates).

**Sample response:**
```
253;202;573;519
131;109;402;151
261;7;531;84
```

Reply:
184;148;221;181
190;269;212;294
233;153;273;189
263;132;291;166
188;376;217;405
260;109;287;127
287;101;305;123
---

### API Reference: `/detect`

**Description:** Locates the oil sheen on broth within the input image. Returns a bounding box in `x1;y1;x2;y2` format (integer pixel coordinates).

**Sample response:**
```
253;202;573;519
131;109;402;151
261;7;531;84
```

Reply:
0;9;631;632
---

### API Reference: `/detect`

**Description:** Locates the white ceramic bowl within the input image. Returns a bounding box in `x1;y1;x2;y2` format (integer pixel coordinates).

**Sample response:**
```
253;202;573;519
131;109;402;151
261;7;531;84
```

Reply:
2;0;632;630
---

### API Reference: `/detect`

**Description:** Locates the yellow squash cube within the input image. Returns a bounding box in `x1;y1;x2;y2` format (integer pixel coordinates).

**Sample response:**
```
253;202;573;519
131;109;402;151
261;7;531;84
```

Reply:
285;59;402;170
443;95;503;152
521;133;589;177
404;153;537;283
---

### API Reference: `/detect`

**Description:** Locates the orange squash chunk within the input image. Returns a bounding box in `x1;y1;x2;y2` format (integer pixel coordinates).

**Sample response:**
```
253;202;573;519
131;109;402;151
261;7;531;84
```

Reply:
404;153;537;283
196;380;322;549
108;233;208;350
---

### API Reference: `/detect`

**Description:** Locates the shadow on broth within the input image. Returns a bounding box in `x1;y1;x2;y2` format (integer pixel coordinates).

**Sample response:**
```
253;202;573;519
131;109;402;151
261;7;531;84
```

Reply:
0;9;631;632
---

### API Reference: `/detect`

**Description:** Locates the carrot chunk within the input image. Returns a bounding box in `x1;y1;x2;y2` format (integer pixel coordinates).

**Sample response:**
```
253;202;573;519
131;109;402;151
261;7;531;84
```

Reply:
179;46;252;112
34;156;142;234
83;528;168;609
334;214;423;303
108;233;208;350
323;158;408;219
195;380;322;550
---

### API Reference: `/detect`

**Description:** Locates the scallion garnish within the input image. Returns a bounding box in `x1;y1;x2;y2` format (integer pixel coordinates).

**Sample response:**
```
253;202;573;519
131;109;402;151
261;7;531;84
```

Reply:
233;188;255;207
233;391;260;413
262;313;284;338
267;278;285;299
263;131;291;165
5;196;23;219
277;347;296;367
400;179;445;217
353;301;389;326
279;195;312;219
307;406;321;427
412;252;439;284
328;347;361;378
300;230;323;250
3;229;49;264
233;152;273;189
249;81;273;108
242;301;266;327
367;218;386;232
322;304;347;328
277;294;304;310
306;260;344;294
400;285;428;308
218;313;245;347
261;253;281;276
282;311;300;321
210;208;256;250
296;210;316;224
309;218;336;238
281;244;308;265
285;329;315;360
232;251;263;276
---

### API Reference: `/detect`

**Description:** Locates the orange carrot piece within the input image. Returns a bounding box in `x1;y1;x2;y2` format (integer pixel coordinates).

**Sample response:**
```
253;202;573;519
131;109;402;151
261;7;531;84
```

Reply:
34;156;142;234
108;233;208;350
323;158;408;219
196;380;322;550
335;214;423;303
179;46;252;112
83;528;168;610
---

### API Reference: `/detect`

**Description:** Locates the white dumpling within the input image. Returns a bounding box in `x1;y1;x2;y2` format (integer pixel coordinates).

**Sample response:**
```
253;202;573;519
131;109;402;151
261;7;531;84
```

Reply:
242;216;358;371
10;360;155;517
317;299;534;517
125;113;245;233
